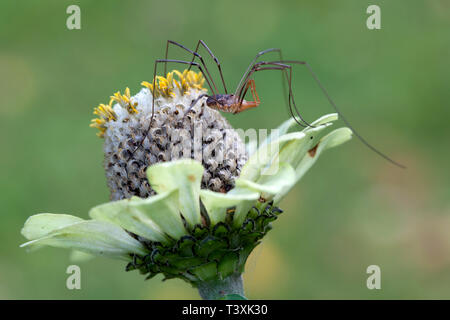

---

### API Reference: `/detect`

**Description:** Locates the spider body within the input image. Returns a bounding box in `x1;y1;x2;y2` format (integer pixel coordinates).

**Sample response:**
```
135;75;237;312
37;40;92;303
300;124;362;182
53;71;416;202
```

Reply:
206;89;259;114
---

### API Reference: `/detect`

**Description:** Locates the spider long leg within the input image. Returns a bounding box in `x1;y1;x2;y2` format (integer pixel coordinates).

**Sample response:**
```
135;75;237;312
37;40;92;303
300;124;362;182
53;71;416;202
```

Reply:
238;61;313;127
235;48;284;96
235;79;260;113
187;40;228;94
164;40;218;95
253;60;406;168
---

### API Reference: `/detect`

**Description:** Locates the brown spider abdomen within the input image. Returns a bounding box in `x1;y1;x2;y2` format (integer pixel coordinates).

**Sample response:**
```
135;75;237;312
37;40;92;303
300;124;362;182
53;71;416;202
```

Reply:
206;94;239;113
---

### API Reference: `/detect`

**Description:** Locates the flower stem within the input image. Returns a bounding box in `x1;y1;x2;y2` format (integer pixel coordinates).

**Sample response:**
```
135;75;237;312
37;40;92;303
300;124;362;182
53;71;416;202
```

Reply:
197;273;245;300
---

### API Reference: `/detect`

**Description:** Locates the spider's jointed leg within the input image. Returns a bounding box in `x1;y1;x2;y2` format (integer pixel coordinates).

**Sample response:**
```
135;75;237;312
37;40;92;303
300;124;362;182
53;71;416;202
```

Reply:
238;61;312;127
164;40;218;96
234;79;260;113
188;40;228;94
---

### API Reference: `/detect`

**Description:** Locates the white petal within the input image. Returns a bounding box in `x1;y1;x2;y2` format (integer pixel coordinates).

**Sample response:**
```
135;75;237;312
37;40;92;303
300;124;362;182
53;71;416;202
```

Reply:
271;123;333;173
21;219;147;260
232;163;295;227
274;127;352;203
89;197;167;243
200;189;259;225
235;162;296;199
302;113;338;131
127;190;188;240
262;113;338;148
21;213;84;240
240;131;305;182
147;159;203;228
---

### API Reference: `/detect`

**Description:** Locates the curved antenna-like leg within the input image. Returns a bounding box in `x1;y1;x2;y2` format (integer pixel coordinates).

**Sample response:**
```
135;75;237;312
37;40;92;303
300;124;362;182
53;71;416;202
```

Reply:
239;61;312;127
234;79;260;113
245;60;406;168
187;40;228;94
235;48;284;95
164;40;218;96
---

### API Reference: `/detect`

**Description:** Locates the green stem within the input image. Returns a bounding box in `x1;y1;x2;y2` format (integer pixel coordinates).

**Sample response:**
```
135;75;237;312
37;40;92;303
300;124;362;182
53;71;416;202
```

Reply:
196;273;245;300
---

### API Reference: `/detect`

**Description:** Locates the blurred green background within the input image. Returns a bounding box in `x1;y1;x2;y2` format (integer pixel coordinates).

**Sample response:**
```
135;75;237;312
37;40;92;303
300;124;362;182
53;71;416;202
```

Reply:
1;0;449;299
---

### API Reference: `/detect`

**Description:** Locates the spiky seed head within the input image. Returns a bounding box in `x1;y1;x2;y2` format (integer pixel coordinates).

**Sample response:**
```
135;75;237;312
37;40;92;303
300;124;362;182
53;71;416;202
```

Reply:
91;70;248;200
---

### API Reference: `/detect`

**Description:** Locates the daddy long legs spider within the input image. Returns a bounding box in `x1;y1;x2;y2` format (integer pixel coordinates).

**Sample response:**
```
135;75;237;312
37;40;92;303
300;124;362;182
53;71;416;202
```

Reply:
139;40;405;168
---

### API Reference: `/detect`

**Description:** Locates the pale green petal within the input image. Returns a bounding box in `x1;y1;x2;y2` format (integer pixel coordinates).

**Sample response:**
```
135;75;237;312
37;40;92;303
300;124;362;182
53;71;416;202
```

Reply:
274;127;352;203
21;219;147;260
270;123;333;174
21;214;83;240
240;131;305;182
235;162;296;199
245;138;258;157
227;187;262;228
262;113;338;147
200;189;259;225
147;159;203;228
127;190;188;240
70;250;95;262
302;113;338;132
89;197;167;243
232;163;295;227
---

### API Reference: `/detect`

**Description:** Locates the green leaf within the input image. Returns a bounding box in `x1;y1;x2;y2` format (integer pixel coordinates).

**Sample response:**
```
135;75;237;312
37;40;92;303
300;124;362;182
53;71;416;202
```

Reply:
190;261;218;282
21;218;147;260
147;159;203;228
200;189;259;225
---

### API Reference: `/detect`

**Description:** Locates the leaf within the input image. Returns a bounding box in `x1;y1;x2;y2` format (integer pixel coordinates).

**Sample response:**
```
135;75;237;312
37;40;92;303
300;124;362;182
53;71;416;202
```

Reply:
21;218;147;260
147;159;203;228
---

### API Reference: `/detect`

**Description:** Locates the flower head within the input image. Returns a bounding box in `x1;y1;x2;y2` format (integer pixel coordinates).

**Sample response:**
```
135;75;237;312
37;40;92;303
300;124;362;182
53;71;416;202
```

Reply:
21;112;351;286
21;67;352;299
92;70;248;199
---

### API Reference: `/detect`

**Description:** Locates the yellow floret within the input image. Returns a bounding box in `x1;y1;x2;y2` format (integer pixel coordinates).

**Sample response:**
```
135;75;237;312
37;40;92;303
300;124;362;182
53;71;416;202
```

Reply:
91;69;205;138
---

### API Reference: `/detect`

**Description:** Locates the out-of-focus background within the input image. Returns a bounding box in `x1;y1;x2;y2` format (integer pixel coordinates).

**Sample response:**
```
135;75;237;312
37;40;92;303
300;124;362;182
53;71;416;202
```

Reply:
1;0;449;299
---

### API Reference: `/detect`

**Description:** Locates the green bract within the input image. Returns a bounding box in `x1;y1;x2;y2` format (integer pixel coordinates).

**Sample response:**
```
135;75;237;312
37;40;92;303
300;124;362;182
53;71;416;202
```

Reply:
21;113;351;288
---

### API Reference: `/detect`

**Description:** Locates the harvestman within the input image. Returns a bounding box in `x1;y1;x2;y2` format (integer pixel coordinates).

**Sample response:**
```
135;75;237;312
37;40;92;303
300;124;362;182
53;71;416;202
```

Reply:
138;40;404;168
